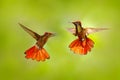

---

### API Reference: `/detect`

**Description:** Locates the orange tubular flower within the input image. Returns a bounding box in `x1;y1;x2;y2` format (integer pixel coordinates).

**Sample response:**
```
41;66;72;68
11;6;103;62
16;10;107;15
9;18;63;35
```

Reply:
19;23;55;61
68;21;108;55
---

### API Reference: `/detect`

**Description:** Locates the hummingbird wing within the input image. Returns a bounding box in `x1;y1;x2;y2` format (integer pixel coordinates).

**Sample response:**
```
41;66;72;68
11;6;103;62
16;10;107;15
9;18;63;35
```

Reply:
67;26;83;36
19;23;40;41
86;28;108;35
67;28;76;34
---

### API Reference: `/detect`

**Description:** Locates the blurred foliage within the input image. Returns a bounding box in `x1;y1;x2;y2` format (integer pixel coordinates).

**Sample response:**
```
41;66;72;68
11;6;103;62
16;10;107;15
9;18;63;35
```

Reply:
0;0;120;80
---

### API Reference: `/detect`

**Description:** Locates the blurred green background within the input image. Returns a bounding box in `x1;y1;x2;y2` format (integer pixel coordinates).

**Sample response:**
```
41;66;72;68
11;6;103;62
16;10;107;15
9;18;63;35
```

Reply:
0;0;120;80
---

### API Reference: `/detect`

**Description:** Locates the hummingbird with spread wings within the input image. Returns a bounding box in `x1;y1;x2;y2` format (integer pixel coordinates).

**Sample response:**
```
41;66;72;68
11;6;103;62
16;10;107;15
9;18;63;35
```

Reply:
19;23;55;61
68;21;108;55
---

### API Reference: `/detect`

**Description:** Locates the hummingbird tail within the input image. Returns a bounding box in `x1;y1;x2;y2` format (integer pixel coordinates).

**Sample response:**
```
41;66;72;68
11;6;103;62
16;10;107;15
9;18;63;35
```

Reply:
69;37;94;55
25;45;50;61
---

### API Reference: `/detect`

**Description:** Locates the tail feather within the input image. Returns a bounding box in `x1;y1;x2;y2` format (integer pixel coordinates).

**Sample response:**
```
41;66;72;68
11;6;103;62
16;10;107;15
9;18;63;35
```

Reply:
69;39;79;48
69;37;94;55
36;52;41;61
39;51;44;61
25;45;50;61
41;49;50;59
25;46;36;59
87;38;94;48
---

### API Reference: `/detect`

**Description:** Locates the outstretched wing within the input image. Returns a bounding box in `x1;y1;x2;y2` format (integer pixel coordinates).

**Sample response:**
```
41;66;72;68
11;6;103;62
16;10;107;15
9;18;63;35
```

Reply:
19;23;40;41
67;28;76;34
86;28;108;35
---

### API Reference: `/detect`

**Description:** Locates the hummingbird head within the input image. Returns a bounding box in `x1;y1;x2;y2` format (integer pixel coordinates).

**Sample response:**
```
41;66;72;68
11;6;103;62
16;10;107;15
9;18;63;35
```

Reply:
44;32;55;38
72;21;82;26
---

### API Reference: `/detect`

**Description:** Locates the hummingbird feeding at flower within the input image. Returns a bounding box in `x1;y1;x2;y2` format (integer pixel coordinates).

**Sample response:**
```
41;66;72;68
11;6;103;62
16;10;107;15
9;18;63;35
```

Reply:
68;21;108;55
19;23;55;61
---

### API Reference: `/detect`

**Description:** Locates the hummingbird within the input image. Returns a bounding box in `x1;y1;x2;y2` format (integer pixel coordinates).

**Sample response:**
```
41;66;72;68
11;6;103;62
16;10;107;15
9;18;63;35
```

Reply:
19;23;55;61
68;21;108;55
